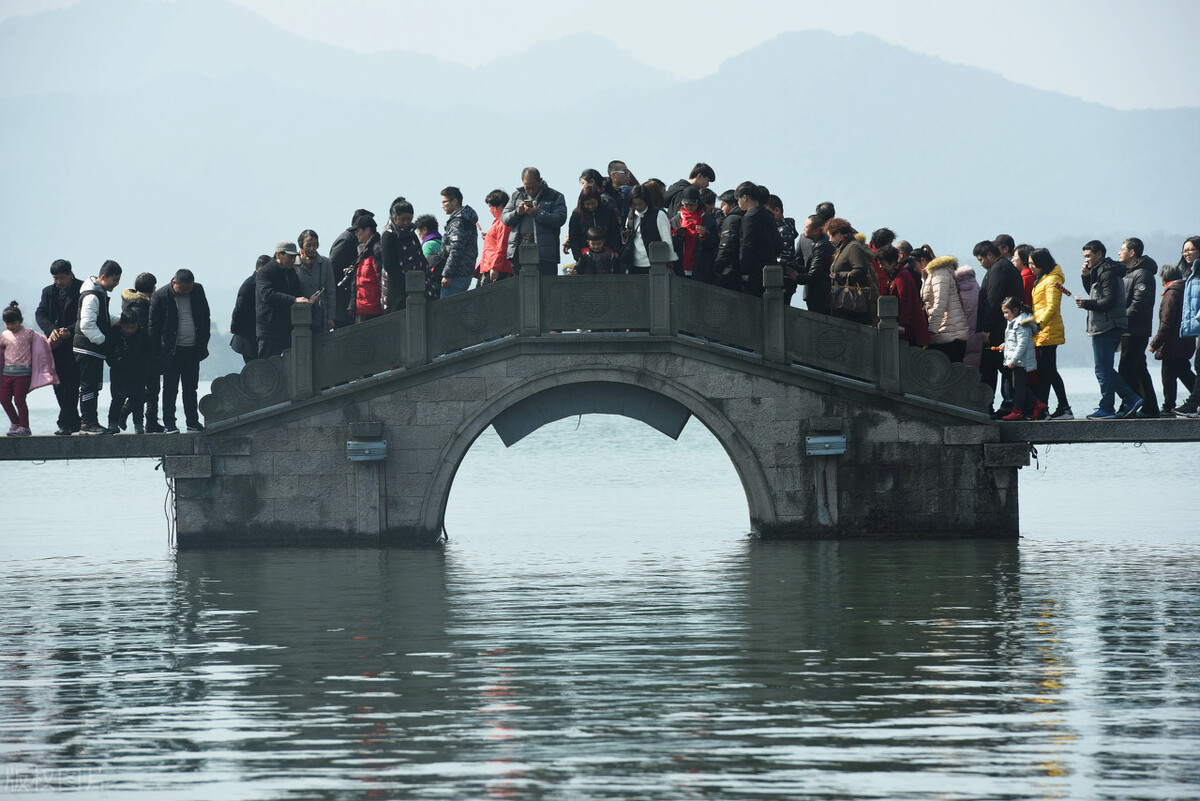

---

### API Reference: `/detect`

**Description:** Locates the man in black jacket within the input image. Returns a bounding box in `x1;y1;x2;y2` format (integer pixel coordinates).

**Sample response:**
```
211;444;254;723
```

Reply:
1117;237;1160;417
737;183;781;297
794;215;834;315
149;269;211;433
975;240;1024;416
256;242;312;359
34;259;83;435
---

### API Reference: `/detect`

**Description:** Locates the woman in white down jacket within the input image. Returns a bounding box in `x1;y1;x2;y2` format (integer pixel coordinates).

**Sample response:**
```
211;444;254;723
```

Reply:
921;253;970;362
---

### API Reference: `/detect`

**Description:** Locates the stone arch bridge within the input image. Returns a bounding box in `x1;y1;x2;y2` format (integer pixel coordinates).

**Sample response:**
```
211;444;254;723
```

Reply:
166;244;1024;546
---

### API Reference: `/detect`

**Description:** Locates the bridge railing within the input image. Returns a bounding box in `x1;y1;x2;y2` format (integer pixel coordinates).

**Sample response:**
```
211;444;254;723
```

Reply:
199;242;990;423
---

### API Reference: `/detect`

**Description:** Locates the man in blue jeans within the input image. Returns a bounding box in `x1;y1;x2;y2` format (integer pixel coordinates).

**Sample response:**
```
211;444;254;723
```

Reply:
439;187;479;297
1076;240;1141;419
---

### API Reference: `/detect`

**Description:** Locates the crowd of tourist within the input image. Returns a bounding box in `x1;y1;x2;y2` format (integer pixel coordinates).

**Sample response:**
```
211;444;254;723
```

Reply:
4;160;1200;436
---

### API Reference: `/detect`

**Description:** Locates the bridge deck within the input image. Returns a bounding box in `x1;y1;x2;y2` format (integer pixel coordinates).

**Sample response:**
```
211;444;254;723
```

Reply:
0;433;201;461
997;418;1200;444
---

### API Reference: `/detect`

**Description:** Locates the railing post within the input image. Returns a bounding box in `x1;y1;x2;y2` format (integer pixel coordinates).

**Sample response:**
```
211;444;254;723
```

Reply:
287;302;315;401
876;294;901;394
518;243;541;337
762;264;786;364
648;241;673;337
404;269;428;368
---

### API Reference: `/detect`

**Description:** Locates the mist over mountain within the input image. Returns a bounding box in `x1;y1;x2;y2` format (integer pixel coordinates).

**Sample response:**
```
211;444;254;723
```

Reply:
2;0;1196;368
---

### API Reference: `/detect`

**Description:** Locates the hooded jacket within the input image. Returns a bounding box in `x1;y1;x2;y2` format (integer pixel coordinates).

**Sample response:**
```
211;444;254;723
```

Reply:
954;266;983;368
1031;265;1067;347
1003;311;1039;372
1151;279;1196;361
1080;257;1128;336
442;205;480;280
121;288;152;332
921;256;970;344
501;182;569;266
1122;255;1158;337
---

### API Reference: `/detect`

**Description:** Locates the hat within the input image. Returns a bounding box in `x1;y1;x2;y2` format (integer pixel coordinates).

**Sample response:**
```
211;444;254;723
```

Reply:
352;214;377;231
680;186;701;204
275;241;299;255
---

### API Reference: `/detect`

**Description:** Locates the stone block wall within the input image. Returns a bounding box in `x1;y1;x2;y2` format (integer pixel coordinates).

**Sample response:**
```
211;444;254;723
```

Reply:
176;340;1015;548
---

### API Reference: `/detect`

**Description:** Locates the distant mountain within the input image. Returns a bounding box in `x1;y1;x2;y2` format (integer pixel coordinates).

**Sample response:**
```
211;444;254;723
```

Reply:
1;3;1196;360
0;0;675;110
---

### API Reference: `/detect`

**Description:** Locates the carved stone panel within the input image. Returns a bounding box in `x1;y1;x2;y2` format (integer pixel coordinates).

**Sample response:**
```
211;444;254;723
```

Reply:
787;308;878;383
428;279;518;356
542;276;651;331
672;280;763;351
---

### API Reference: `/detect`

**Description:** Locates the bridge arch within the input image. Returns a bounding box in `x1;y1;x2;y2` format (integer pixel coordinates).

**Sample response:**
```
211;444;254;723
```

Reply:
418;366;778;537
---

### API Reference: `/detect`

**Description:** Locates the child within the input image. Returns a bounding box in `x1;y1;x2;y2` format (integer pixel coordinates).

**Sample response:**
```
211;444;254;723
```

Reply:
575;226;621;275
106;310;153;434
1;301;59;436
997;296;1045;421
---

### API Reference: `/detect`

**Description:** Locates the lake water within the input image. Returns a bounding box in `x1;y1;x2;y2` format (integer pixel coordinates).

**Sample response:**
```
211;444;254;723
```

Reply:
1;369;1198;800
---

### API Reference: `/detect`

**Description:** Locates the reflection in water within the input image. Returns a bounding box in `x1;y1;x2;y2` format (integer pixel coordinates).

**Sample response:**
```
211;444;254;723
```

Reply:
1;537;1198;799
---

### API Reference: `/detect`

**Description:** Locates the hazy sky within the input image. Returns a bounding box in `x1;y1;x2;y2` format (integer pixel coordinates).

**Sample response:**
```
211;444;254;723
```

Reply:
3;0;1199;110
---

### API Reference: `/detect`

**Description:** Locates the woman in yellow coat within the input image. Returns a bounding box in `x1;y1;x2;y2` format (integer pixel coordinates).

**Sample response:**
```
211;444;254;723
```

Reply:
1030;248;1072;418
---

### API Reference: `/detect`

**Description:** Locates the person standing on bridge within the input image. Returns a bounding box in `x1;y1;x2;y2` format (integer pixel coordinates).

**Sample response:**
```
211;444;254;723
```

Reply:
439;187;479;298
1076;240;1141;419
150;269;211;434
975;240;1024;418
2;301;58;437
256;242;312;360
1117;237;1161;418
73;260;123;435
663;162;716;216
1170;236;1200;417
230;255;269;364
34;259;83;435
1150;263;1195;416
1028;248;1071;419
502;167;568;276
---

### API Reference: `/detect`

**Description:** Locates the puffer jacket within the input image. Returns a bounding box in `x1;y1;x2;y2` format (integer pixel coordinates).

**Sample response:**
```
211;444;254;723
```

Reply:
1002;312;1038;372
1031;265;1067;347
1151;279;1196;360
1178;271;1200;338
954;266;982;368
921;256;969;344
442;205;480;280
1080;257;1128;336
1123;255;1158;337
